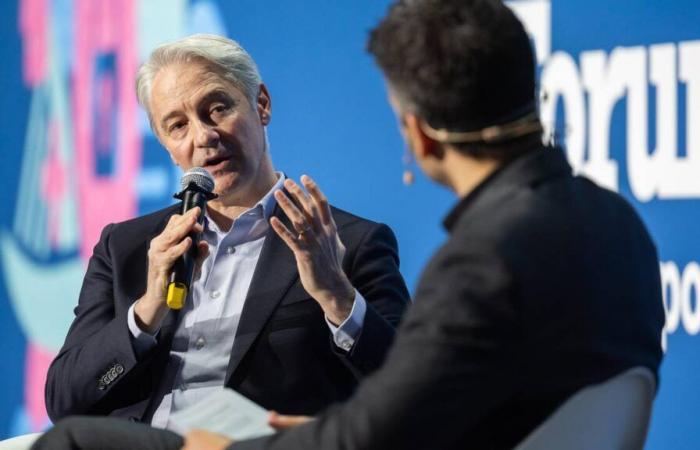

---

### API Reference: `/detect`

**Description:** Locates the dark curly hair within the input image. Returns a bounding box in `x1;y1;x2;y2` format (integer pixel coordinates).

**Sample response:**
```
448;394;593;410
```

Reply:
368;0;536;137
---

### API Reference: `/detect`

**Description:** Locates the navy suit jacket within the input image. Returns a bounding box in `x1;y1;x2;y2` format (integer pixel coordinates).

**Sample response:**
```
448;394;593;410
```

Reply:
45;202;410;423
232;147;665;450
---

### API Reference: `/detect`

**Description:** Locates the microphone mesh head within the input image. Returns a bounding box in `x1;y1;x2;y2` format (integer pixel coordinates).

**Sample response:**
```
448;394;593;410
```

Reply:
180;167;215;193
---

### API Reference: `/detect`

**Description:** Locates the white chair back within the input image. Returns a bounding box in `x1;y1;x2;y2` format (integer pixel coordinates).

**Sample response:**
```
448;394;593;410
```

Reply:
0;432;42;450
514;367;656;450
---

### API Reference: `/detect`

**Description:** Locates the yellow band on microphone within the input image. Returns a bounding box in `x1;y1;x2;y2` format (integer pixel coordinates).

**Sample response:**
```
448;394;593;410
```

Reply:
166;282;188;310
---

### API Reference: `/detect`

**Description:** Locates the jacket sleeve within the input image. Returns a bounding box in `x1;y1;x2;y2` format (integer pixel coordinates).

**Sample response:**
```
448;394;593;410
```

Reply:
45;223;158;422
335;222;410;376
230;245;518;450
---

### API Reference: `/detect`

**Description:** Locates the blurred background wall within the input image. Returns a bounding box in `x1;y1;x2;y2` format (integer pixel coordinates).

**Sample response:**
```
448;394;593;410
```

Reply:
0;1;697;448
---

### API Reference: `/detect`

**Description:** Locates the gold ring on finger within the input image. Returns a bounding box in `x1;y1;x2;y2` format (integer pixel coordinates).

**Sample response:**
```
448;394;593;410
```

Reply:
297;225;312;240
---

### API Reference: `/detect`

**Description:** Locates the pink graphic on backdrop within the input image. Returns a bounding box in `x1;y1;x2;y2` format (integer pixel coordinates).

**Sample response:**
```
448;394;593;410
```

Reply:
97;75;115;155
11;0;223;435
14;0;143;432
41;120;67;250
74;0;141;259
24;343;53;431
18;0;56;431
19;0;47;86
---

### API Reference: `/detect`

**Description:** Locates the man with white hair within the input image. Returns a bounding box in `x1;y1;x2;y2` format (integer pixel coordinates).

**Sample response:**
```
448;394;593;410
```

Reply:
41;33;409;440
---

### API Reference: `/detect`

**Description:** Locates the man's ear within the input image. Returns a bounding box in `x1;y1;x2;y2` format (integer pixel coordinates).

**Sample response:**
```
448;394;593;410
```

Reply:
404;114;442;160
257;83;272;125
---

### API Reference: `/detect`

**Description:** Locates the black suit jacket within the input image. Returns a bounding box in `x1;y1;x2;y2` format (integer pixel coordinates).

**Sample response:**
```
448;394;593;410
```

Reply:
233;147;665;450
45;202;409;423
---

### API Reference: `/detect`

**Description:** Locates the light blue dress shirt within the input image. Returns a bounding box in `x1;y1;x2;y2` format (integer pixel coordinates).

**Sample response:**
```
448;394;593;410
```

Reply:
126;173;366;428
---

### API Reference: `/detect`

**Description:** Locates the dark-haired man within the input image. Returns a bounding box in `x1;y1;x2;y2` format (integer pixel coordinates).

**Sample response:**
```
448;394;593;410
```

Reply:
204;0;661;448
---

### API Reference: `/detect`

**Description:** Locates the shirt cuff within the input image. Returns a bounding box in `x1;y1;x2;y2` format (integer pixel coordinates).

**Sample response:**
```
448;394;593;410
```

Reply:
127;302;159;356
325;290;367;352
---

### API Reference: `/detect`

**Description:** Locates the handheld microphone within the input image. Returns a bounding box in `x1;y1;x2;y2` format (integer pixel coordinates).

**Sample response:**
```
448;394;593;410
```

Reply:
166;167;218;310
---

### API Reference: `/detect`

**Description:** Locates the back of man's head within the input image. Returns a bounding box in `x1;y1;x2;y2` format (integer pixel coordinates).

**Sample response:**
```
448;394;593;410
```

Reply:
368;0;536;136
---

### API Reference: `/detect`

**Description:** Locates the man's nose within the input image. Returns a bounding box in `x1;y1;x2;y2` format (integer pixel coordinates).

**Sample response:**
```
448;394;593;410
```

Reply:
193;121;220;148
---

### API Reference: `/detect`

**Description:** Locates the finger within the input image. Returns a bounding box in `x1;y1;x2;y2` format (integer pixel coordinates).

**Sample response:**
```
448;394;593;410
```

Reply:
166;207;200;229
268;411;313;430
166;236;192;261
270;216;302;252
301;175;332;227
162;208;200;245
161;211;193;237
165;213;182;227
291;177;325;231
185;206;201;218
159;215;185;246
270;414;312;428
274;190;312;234
283;179;319;229
165;207;200;228
281;181;313;225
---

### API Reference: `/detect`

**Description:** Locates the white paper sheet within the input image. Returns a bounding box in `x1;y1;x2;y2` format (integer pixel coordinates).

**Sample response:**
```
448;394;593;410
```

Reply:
167;388;276;440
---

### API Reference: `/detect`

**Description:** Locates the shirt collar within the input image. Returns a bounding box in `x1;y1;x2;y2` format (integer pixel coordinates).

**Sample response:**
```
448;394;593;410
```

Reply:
259;172;285;221
204;172;285;234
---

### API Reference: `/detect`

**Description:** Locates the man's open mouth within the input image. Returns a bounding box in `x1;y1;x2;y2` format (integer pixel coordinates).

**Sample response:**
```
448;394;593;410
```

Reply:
202;154;231;170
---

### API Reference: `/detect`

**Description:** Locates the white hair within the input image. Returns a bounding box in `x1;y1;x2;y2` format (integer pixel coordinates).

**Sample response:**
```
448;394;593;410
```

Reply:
136;34;262;125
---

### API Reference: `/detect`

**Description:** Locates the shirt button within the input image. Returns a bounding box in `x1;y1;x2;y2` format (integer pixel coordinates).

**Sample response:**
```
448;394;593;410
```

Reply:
195;336;206;350
340;340;352;351
226;246;235;255
210;290;220;299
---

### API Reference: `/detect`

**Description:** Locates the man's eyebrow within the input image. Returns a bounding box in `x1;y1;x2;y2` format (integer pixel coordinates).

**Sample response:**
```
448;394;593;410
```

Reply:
158;89;236;130
200;89;235;105
159;111;181;130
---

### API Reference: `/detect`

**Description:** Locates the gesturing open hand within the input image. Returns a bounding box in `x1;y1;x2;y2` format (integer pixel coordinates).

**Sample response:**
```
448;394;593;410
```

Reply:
270;175;355;325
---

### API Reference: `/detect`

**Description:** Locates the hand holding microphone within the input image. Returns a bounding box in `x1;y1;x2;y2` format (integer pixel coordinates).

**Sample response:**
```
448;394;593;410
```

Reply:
134;168;216;333
166;168;218;309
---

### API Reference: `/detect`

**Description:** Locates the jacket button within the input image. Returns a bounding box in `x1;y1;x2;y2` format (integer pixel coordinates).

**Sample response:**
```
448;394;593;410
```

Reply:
115;364;124;374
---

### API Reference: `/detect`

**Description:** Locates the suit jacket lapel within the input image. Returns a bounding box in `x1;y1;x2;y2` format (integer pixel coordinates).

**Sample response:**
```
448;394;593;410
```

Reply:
225;204;299;384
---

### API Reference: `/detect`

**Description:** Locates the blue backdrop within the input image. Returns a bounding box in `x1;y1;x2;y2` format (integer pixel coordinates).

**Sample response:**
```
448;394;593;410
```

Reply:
0;1;696;448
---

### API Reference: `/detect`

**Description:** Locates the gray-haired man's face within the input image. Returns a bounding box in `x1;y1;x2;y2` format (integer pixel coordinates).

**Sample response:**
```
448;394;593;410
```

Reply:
148;61;273;198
